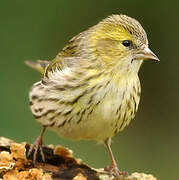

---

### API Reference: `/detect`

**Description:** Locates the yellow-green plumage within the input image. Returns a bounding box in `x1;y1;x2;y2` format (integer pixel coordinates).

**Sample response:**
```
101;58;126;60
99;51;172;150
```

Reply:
27;14;159;176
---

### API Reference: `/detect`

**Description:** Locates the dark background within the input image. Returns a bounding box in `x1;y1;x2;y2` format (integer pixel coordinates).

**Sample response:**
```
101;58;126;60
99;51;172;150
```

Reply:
1;1;178;180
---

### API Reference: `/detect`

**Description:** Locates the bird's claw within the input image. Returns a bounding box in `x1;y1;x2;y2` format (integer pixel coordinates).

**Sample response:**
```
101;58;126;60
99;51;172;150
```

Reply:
104;165;129;178
27;136;45;165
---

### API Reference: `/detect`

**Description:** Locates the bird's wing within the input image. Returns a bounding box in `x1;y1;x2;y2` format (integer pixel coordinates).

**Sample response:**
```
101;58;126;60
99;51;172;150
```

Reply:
44;56;82;79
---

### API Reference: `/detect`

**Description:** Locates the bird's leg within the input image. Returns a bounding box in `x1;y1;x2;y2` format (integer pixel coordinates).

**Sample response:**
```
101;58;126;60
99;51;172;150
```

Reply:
104;138;120;177
105;138;129;177
27;126;46;165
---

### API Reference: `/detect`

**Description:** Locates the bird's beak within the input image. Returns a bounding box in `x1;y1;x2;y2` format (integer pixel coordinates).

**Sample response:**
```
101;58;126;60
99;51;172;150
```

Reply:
134;45;160;61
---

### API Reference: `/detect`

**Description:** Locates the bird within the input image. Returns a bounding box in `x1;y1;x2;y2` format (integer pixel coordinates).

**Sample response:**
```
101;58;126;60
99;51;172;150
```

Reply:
26;14;159;177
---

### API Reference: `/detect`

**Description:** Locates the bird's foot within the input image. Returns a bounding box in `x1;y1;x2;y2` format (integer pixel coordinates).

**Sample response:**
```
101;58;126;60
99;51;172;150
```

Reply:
27;135;45;165
104;165;129;178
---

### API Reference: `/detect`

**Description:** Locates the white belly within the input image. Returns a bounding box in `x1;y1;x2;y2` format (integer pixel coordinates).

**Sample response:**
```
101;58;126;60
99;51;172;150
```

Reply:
30;75;140;142
51;79;140;142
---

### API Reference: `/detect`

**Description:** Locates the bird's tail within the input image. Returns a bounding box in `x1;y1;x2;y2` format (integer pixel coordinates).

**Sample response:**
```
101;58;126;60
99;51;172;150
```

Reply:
25;60;50;74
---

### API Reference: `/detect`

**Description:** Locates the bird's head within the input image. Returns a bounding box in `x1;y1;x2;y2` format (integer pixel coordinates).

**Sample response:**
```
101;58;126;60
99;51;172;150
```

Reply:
89;14;159;74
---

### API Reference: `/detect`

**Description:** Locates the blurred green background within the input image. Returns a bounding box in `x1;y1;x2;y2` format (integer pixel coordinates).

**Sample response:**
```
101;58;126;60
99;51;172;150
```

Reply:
0;1;178;179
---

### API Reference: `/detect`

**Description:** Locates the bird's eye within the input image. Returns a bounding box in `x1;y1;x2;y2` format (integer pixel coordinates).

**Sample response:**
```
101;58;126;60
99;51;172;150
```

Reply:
122;40;132;47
